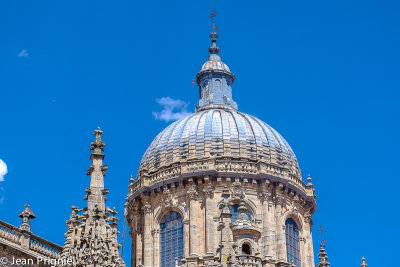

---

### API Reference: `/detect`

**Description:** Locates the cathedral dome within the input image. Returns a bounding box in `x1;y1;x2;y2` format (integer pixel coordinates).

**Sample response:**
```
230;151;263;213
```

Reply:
127;20;317;267
136;28;304;189
139;107;299;176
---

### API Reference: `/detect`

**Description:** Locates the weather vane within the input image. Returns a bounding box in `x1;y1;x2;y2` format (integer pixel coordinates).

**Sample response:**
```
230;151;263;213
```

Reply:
316;225;327;244
209;8;219;31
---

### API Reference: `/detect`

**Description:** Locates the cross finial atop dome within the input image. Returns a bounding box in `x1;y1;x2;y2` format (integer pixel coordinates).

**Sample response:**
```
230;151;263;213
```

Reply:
208;9;220;54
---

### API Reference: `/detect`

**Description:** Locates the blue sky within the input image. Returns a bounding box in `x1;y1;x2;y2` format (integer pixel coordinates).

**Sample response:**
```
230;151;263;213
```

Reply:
1;0;399;266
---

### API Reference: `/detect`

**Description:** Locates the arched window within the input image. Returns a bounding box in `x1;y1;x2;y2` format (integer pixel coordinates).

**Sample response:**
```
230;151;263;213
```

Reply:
230;204;251;222
160;211;184;267
241;243;251;255
285;218;301;267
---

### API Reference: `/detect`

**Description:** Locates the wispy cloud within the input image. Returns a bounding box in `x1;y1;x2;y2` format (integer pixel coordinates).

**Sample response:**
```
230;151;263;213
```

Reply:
0;160;6;204
152;97;191;122
18;49;29;57
0;159;7;182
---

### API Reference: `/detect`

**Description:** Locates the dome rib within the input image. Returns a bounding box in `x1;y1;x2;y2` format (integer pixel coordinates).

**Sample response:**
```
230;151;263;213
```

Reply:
240;113;259;160
204;110;214;158
250;115;281;151
195;111;207;159
212;110;223;157
155;119;178;169
183;112;201;160
171;115;192;164
242;114;263;160
230;111;250;158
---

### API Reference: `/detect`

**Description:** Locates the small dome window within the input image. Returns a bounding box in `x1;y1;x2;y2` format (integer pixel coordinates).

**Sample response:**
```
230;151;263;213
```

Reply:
241;243;251;255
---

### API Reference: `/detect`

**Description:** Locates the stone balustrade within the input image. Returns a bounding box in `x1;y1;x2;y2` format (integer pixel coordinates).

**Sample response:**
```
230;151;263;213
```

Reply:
0;220;21;245
30;235;62;258
0;220;62;260
234;254;263;267
134;158;307;192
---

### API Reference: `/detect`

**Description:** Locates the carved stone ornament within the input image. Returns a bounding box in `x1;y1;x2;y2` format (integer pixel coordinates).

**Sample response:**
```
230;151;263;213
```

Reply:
187;185;198;199
203;185;214;198
162;187;174;207
231;179;242;200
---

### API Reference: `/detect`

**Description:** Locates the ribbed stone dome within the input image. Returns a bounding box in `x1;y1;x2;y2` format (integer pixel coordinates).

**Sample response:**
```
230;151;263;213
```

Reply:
137;30;303;185
139;106;300;176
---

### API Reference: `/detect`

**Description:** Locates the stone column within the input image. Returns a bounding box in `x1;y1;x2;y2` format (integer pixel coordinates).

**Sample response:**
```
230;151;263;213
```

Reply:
303;212;315;267
203;181;214;254
152;229;160;266
275;184;286;261
260;185;274;259
137;230;143;265
135;213;144;266
130;229;136;267
143;199;153;267
183;219;190;257
187;183;199;256
219;187;233;265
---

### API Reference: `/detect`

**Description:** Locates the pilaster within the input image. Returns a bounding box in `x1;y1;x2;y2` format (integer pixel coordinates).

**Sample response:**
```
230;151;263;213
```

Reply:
152;229;160;266
143;197;153;266
259;182;274;259
203;178;215;255
275;183;286;261
187;181;199;256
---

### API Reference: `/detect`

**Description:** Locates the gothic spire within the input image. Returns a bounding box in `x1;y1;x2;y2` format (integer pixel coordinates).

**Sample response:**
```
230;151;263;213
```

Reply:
60;127;125;267
85;127;108;211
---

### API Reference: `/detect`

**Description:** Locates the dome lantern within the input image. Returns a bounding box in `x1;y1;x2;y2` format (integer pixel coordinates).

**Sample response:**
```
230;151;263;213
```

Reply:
196;15;237;111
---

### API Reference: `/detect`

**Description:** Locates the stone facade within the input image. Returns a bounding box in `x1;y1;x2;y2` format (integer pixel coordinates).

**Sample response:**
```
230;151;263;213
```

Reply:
127;175;316;267
126;21;318;267
0;206;63;266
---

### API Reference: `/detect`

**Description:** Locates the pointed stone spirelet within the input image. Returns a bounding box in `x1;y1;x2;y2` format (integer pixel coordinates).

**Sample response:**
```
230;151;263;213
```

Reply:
19;204;36;232
86;127;108;212
237;193;250;222
316;243;330;267
307;174;313;186
219;186;232;216
361;257;367;267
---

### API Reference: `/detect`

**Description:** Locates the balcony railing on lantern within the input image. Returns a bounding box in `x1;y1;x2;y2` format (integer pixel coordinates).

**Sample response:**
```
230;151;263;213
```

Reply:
233;254;262;267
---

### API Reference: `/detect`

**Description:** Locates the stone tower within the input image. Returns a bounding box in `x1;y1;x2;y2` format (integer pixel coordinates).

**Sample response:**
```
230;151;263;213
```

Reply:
126;17;317;267
60;127;125;267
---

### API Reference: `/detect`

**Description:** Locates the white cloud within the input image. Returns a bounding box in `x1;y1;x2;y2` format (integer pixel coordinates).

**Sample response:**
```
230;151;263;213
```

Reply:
0;159;7;182
18;49;28;57
152;97;191;122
